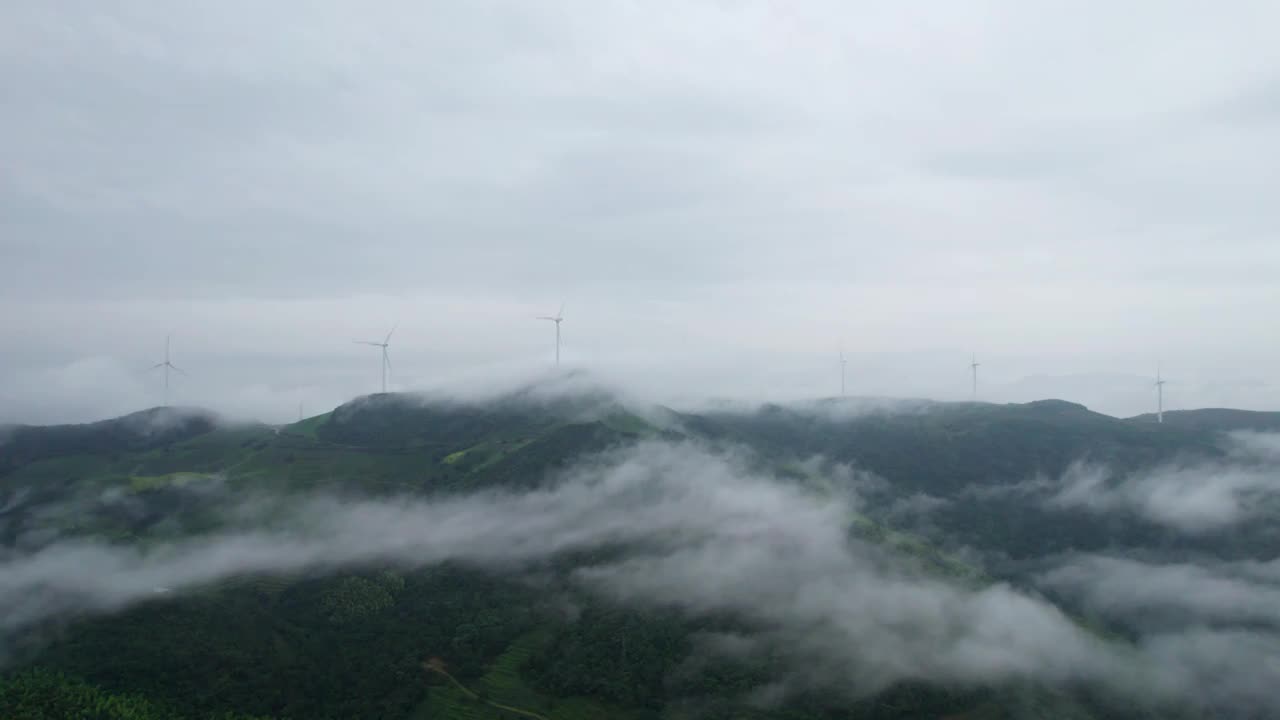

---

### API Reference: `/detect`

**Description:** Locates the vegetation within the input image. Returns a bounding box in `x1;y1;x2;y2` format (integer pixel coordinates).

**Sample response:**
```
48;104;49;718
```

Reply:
0;668;270;719
1;389;1256;719
1126;407;1280;431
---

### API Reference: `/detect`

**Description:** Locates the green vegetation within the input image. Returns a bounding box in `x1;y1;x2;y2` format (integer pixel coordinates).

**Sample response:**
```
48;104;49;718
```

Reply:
285;412;332;439
600;411;656;436
1;391;1253;719
0;668;270;719
414;631;643;720
1126;407;1280;431
850;514;987;585
319;575;399;623
128;472;210;493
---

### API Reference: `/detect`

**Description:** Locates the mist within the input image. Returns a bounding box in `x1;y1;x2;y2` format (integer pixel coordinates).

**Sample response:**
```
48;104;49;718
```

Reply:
4;439;1278;715
949;432;1280;536
1040;555;1280;629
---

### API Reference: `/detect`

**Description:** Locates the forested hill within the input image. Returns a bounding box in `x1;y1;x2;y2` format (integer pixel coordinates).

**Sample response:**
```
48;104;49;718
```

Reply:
1;389;1272;720
1126;407;1280;432
0;407;220;477
682;397;1219;493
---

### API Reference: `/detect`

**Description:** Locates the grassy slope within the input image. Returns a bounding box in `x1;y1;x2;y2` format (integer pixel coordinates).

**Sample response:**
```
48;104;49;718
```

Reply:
416;632;646;720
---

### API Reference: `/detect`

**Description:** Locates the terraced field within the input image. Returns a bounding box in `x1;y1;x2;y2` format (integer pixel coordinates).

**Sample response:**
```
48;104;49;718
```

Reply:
477;633;547;711
442;439;536;474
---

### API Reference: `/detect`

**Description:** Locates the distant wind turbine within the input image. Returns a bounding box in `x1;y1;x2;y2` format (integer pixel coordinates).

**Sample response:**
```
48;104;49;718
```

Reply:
839;349;848;397
353;326;395;394
1155;367;1167;424
536;304;564;366
970;354;980;400
150;334;186;407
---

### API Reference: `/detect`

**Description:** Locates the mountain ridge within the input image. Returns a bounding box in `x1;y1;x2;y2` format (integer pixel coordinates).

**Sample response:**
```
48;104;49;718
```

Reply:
3;386;1274;719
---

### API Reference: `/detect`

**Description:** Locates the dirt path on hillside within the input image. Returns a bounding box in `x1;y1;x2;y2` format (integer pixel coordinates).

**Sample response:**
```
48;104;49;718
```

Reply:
422;658;552;720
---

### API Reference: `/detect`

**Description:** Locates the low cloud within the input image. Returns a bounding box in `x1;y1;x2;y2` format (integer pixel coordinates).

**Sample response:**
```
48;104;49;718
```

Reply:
980;432;1280;533
1038;553;1280;713
1;440;1274;714
1040;554;1280;629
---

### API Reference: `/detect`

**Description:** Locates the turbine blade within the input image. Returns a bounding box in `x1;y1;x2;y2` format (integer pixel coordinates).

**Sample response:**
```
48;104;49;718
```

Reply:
150;363;165;370
169;364;187;376
383;348;392;373
536;316;556;321
353;340;382;346
558;302;565;319
385;324;397;344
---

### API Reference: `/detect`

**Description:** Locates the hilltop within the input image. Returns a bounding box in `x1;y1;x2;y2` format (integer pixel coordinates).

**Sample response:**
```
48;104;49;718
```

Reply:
0;406;221;477
2;386;1275;720
682;396;1216;494
0;390;1243;555
1126;407;1280;432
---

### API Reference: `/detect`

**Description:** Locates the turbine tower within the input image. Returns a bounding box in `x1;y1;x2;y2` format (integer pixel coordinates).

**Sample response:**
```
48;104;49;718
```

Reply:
150;334;185;407
970;354;980;400
839;349;847;397
536;304;564;366
354;326;395;394
1155;367;1167;424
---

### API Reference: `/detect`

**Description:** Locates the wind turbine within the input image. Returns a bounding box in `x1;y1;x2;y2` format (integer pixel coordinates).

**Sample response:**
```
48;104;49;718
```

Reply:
353;326;395;394
970;354;980;400
1155;366;1167;424
839;349;848;397
536;304;564;366
150;334;186;407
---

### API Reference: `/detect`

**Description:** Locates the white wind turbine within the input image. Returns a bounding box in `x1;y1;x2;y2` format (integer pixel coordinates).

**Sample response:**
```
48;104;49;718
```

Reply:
839;349;848;397
1155;366;1167;424
353;326;395;394
970;354;980;400
536;304;564;366
150;334;186;407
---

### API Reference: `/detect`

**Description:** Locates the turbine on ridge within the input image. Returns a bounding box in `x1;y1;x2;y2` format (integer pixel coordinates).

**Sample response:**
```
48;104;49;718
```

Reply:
1155;366;1167;424
970;354;980;400
839;348;848;397
354;325;395;394
149;334;187;407
536;303;564;366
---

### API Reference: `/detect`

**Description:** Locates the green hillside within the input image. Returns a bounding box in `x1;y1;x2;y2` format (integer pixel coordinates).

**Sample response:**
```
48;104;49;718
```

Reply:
1126;407;1280;432
0;389;1259;719
0;407;220;476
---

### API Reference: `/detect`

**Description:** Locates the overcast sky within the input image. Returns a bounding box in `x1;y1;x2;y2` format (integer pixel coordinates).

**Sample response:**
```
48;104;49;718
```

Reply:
3;1;1279;424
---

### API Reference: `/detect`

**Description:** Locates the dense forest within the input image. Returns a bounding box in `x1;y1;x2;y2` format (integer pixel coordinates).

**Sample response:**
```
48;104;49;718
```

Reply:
3;387;1275;719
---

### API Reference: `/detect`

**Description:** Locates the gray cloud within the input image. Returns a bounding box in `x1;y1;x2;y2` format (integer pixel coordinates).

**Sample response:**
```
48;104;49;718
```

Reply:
4;438;1278;714
1041;554;1280;629
1043;433;1280;532
964;432;1280;533
3;2;1280;423
1037;553;1280;712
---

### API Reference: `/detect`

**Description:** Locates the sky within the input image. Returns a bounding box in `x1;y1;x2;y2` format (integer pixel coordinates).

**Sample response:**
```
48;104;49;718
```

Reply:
3;1;1279;424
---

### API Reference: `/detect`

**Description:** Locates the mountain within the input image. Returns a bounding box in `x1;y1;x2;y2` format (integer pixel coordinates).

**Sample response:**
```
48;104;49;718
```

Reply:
1;388;1270;720
683;397;1215;495
0;406;220;477
1126;407;1280;432
681;397;1272;565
